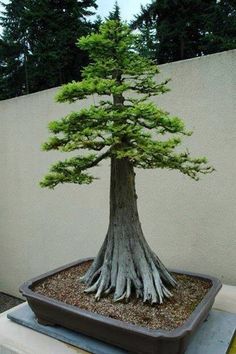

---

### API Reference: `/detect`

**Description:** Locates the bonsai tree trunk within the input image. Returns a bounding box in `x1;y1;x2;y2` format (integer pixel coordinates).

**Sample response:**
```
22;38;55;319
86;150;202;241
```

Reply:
81;157;177;304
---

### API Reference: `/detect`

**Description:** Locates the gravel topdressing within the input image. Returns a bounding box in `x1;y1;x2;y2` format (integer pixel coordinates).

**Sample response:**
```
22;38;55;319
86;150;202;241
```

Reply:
33;261;211;331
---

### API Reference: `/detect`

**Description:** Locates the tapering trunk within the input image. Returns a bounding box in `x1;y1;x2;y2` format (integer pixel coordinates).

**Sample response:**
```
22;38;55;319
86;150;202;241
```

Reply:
80;158;176;303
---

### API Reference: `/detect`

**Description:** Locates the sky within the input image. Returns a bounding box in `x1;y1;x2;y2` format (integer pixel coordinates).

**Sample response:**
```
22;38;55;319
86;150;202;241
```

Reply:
94;0;150;22
0;0;151;34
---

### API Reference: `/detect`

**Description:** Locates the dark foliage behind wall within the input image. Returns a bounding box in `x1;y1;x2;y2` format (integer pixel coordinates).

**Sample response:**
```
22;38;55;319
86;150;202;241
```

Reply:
132;0;236;63
0;0;98;100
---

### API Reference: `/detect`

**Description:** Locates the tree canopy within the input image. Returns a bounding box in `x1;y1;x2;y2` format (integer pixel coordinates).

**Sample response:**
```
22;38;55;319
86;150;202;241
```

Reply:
132;0;236;63
0;0;97;100
40;20;213;190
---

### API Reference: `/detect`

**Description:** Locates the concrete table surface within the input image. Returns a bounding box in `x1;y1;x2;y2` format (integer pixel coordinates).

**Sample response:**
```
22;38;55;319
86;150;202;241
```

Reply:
0;302;236;354
213;284;236;314
0;304;85;354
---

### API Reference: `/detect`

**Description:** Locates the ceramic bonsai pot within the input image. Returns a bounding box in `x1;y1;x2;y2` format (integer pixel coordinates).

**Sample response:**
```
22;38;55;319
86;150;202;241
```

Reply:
19;258;221;354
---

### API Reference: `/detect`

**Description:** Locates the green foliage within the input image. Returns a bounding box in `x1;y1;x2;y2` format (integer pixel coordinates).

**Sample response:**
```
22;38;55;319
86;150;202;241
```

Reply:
41;20;213;189
106;1;121;21
0;0;97;100
132;0;236;63
40;155;97;189
56;79;129;103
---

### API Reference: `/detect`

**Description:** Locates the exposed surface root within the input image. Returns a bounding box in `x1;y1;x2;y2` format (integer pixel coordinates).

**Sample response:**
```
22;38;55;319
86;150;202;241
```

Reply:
80;225;177;304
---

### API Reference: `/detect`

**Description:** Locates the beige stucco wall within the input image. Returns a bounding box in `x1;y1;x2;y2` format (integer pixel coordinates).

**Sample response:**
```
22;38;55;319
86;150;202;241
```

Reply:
0;50;235;297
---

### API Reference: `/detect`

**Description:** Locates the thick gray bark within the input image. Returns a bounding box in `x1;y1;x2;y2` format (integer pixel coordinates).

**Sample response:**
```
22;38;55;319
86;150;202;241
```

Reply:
80;157;177;304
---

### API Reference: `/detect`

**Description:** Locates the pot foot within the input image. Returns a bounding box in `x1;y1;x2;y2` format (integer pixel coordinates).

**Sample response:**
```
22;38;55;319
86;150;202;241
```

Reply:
37;317;55;326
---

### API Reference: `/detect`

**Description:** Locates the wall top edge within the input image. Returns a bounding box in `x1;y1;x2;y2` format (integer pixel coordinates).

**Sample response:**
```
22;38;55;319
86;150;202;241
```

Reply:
0;49;235;105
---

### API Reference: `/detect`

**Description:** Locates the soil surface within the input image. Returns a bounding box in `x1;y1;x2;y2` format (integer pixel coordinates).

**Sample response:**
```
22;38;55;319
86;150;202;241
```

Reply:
33;261;211;331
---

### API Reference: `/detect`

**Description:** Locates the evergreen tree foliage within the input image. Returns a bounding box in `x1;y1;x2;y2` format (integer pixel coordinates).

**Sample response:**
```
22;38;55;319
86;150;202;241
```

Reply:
0;0;97;100
41;20;213;303
106;1;121;21
134;21;157;60
132;0;236;63
41;20;212;189
203;0;236;54
0;38;25;99
0;0;28;99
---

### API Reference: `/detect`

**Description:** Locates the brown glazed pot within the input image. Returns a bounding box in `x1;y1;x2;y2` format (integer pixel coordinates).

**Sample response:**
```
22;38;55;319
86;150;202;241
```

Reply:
19;258;222;354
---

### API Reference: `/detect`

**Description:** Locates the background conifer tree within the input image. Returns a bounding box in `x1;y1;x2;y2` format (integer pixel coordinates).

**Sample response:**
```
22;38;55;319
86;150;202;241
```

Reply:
106;1;121;21
132;0;236;63
0;0;97;100
41;20;213;303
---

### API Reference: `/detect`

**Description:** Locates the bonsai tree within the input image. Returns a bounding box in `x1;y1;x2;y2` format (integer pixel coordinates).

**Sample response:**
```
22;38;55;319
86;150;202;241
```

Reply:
40;20;213;304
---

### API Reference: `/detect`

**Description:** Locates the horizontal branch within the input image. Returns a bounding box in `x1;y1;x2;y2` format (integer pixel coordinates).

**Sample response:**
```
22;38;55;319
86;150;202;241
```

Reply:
56;78;129;103
40;149;111;189
132;146;214;180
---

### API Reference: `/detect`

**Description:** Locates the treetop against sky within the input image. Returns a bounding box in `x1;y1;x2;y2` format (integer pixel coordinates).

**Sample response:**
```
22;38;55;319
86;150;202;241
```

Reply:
0;0;150;33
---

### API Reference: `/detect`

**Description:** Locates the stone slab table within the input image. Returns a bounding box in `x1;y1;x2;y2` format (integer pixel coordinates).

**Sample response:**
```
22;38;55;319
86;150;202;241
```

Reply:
0;303;235;354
